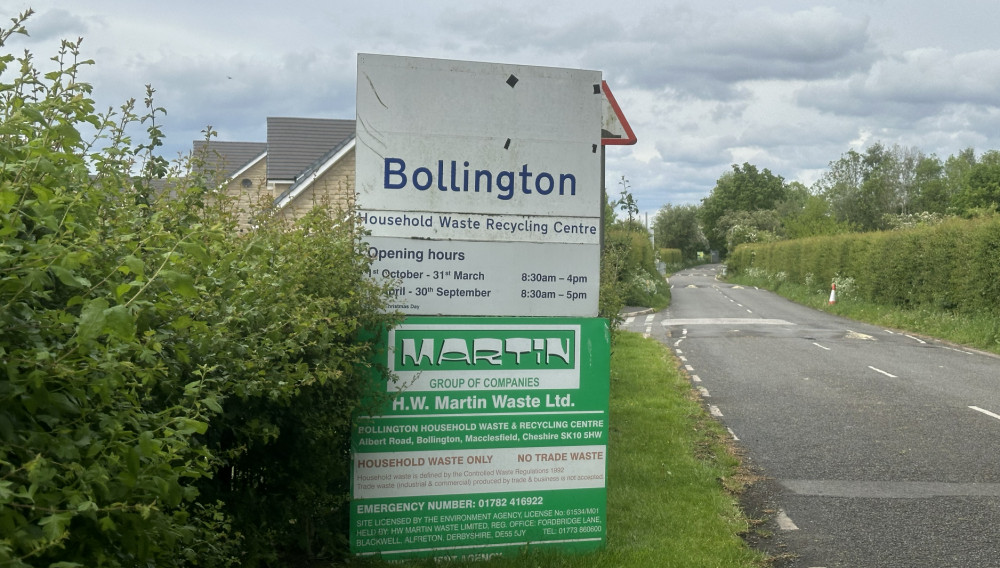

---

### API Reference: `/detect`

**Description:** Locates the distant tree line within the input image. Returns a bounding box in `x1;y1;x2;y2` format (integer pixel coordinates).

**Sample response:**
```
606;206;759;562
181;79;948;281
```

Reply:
653;143;1000;258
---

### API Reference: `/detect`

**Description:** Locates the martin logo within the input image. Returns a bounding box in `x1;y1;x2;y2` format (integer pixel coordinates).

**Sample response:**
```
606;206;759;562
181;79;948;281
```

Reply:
388;323;581;392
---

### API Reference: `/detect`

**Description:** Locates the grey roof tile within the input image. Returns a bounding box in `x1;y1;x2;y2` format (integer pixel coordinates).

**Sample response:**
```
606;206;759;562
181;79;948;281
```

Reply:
192;140;267;178
266;117;355;181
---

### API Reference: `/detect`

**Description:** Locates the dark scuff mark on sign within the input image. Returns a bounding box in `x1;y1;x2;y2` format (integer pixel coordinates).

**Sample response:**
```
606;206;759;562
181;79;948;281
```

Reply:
504;138;511;150
364;73;388;109
356;115;386;159
506;74;519;88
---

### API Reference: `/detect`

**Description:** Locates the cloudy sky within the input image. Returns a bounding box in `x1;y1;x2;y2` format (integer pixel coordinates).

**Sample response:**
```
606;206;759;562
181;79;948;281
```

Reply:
6;0;1000;220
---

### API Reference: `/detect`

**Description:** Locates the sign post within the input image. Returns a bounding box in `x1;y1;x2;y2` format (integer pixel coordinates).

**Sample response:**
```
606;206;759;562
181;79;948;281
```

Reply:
352;54;620;561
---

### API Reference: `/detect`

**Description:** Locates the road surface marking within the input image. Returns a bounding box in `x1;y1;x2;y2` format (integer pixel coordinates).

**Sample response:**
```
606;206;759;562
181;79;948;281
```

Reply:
776;510;799;530
846;329;875;340
944;346;973;355
685;365;694;371
644;314;655;324
679;356;687;362
624;316;635;325
662;318;792;326
904;334;927;344
727;427;739;441
812;342;831;350
691;374;701;382
675;349;683;355
709;405;723;417
868;366;897;378
697;386;710;398
970;406;1000;421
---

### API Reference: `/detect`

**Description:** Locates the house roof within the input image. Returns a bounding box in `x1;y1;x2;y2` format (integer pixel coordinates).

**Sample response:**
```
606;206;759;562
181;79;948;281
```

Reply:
266;117;356;181
273;135;356;210
192;140;267;179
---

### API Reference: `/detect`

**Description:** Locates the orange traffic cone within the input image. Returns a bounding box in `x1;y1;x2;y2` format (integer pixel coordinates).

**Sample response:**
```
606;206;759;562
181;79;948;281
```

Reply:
828;282;837;305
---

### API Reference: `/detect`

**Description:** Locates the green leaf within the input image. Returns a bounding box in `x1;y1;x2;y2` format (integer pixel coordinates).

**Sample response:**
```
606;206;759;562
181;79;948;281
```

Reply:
123;255;144;276
76;298;109;342
177;418;208;435
126;446;141;480
161;269;198;298
179;241;210;263
114;282;132;300
38;511;72;541
138;430;156;457
201;396;223;413
103;304;134;340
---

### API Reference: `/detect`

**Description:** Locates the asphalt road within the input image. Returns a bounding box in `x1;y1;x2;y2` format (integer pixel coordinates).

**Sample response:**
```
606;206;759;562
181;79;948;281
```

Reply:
623;264;1000;568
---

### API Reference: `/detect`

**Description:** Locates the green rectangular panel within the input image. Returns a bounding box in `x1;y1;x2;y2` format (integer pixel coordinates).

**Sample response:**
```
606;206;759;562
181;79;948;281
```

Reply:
351;317;610;560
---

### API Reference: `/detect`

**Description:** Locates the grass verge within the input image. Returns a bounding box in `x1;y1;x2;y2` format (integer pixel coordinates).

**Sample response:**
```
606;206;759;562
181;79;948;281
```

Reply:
727;273;1000;356
348;332;767;568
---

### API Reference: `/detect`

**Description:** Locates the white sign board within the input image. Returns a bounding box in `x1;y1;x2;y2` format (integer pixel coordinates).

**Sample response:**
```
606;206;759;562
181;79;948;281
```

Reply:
356;54;602;317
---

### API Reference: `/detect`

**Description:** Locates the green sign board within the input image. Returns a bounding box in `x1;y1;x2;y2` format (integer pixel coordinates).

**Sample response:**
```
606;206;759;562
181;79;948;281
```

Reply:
351;317;610;560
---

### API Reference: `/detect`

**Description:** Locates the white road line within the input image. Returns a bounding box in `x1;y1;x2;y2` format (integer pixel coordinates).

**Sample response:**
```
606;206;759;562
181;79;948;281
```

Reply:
905;334;927;344
685;365;694;371
709;405;723;417
675;349;683;355
813;342;831;350
970;406;1000;421
662;318;792;326
775;510;799;531
697;386;710;398
746;309;753;313
727;427;739;441
624;316;635;325
691;374;701;383
868;365;898;378
679;356;687;362
673;339;683;347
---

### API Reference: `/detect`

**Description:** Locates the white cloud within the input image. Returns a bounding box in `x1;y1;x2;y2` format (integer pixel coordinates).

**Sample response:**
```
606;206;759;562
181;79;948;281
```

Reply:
9;0;1000;215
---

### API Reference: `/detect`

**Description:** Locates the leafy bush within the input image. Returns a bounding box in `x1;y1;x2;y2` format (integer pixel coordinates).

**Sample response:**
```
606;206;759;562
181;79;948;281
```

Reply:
1;13;396;567
659;248;682;265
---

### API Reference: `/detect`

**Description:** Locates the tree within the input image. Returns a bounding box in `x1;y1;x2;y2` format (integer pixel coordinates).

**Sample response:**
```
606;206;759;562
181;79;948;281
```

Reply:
782;194;852;238
653;203;707;260
944;147;977;204
954;149;1000;213
910;155;949;214
699;163;788;254
716;209;783;251
816;143;925;231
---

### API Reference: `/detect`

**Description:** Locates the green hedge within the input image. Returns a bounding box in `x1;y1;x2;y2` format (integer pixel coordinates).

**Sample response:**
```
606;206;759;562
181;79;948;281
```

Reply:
726;216;1000;315
659;248;683;265
1;17;397;567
